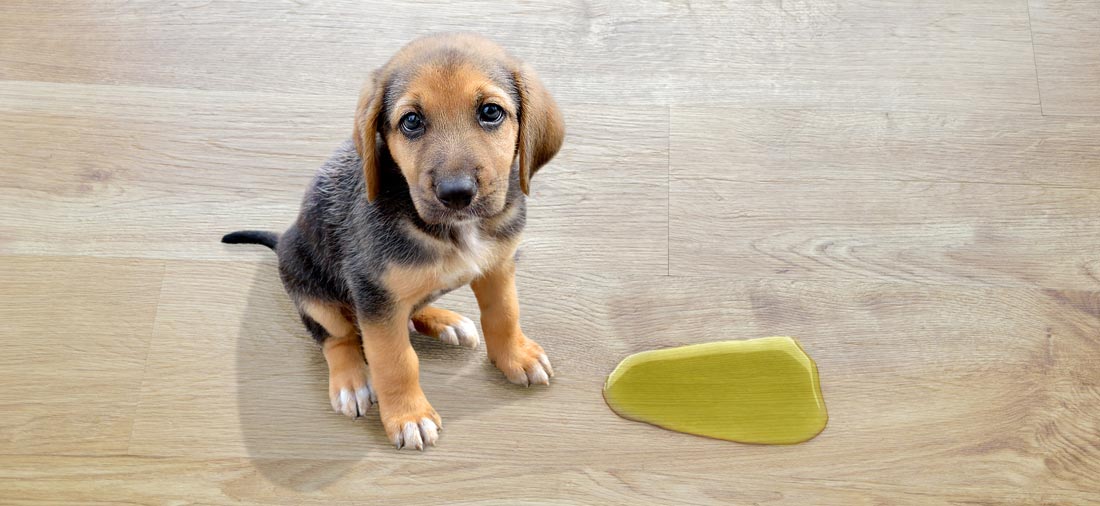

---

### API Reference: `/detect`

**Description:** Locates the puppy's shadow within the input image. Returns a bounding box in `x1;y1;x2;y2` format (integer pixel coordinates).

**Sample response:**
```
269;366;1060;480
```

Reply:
236;261;524;490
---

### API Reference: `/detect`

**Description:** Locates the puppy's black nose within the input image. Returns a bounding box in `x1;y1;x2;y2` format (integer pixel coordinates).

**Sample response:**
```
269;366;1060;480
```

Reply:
435;177;477;210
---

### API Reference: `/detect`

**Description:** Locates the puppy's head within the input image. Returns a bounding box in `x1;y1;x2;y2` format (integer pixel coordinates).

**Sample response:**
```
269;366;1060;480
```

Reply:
353;34;564;225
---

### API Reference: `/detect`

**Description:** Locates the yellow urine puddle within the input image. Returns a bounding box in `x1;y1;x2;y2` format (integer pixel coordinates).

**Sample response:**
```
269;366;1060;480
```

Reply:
603;336;827;445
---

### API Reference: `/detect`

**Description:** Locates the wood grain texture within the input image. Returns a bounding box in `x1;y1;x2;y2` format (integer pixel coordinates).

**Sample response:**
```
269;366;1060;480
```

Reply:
2;0;1099;504
670;107;1100;288
1;456;1096;506
670;109;1100;188
0;0;1040;111
1029;0;1100;115
0;257;164;455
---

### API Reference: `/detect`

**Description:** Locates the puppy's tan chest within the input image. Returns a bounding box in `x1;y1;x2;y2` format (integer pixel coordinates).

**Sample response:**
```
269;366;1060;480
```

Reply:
385;227;515;307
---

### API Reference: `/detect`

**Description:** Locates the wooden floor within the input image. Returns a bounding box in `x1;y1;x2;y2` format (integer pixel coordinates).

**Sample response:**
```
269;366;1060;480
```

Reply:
2;1;1099;504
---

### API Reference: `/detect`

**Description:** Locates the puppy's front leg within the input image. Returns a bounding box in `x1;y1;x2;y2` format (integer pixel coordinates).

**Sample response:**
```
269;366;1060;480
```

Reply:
471;257;554;386
360;310;441;450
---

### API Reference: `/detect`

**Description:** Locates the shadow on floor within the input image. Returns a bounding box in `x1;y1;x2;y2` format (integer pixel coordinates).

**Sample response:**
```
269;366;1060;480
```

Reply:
235;260;361;490
235;260;522;490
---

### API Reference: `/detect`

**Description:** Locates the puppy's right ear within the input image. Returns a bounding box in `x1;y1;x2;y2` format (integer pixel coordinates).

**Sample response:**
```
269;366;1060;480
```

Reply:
353;71;385;202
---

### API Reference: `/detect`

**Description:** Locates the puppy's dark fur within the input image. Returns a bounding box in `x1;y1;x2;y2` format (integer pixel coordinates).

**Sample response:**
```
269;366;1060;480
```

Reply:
226;140;525;323
222;33;563;450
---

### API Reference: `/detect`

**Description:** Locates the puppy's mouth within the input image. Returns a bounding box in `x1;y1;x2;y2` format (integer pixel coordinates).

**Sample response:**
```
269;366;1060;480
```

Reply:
428;208;480;225
413;193;500;225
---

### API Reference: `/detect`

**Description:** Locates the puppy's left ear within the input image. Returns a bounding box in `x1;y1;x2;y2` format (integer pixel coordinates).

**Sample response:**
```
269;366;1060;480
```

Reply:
512;64;564;195
353;71;386;202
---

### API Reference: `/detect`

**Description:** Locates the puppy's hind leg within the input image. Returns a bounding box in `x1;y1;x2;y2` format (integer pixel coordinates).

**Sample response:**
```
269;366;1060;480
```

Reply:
300;299;375;419
410;306;480;349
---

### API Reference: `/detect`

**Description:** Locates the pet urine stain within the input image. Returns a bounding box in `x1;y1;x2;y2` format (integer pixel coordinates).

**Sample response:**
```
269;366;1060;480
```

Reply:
603;336;827;445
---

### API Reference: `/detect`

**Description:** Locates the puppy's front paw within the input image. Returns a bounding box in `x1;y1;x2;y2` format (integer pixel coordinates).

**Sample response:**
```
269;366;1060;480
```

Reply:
490;336;554;387
329;365;375;419
411;307;480;349
380;396;442;450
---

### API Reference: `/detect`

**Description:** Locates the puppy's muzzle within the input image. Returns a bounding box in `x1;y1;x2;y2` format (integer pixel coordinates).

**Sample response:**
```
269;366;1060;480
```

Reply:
435;176;477;210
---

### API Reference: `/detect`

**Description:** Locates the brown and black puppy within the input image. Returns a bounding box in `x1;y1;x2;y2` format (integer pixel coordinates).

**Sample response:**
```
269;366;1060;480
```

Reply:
222;33;564;450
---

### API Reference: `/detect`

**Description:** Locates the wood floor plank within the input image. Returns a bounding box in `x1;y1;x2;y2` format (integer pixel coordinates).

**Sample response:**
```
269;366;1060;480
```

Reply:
0;1;1040;112
127;259;1100;497
1;455;1095;506
669;108;1100;288
0;81;668;274
670;109;1100;188
0;257;164;455
1029;0;1100;115
655;0;1040;111
670;178;1100;288
126;259;393;460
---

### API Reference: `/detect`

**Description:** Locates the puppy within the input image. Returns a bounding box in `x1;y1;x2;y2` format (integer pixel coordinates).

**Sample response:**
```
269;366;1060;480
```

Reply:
222;33;564;450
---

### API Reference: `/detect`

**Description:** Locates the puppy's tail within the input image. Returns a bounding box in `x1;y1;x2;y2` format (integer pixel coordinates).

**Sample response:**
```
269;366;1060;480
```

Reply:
221;230;279;251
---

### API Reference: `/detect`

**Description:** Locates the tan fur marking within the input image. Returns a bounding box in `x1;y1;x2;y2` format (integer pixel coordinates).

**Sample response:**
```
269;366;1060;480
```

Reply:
385;60;519;221
384;232;520;307
322;334;368;399
412;306;471;338
301;299;355;338
482;202;521;231
471;254;552;385
470;258;524;353
356;33;561;204
360;313;440;443
383;263;450;308
303;299;372;418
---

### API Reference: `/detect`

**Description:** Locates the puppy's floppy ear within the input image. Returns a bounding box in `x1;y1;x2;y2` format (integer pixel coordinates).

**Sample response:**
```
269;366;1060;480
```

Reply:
353;71;386;202
512;64;564;195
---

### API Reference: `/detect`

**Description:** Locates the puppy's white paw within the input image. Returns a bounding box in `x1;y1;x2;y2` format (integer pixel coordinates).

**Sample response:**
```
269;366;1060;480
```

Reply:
394;417;440;450
502;353;553;386
492;337;553;387
437;316;480;349
410;308;480;349
330;382;376;419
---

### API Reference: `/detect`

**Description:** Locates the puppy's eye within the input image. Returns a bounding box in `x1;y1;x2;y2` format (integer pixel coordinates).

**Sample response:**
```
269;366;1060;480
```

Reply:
477;104;504;126
400;113;423;135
